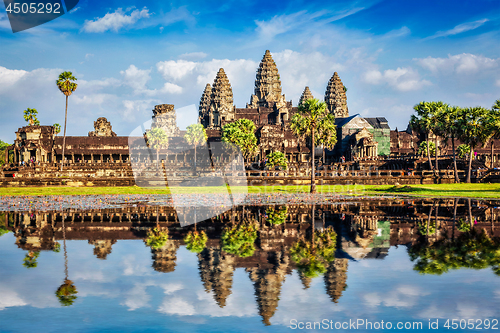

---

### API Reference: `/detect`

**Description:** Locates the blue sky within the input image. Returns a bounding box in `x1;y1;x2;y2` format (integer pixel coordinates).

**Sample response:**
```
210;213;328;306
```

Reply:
1;0;500;142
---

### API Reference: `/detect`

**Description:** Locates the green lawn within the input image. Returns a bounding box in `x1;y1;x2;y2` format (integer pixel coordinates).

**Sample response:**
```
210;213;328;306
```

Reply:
0;183;499;199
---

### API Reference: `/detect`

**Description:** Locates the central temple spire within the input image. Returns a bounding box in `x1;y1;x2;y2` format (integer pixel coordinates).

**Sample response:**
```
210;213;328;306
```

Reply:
325;72;348;118
248;50;286;109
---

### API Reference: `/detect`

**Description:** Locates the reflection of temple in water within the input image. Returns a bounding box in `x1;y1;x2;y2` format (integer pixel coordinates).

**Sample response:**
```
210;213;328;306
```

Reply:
324;259;349;303
198;247;236;307
151;240;179;273
89;239;116;260
2;198;500;325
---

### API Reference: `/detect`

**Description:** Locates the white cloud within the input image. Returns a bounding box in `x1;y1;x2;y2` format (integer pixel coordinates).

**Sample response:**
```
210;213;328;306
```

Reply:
363;285;427;309
72;93;117;106
363;67;431;91
179;52;208;61
78;77;121;91
156;57;258;105
161;283;184;294
417;304;446;319
122;99;160;123
272;49;344;101
0;67;28;92
120;65;183;96
123;254;153;276
156;60;197;81
158;297;195;316
121;284;151;311
429;19;489;39
496;79;500;87
254;8;365;43
0;288;26;310
121;65;152;91
416;53;499;75
82;7;150;33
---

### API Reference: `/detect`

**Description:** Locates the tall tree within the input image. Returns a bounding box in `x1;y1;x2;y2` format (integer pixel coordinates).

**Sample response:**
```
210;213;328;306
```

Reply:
53;123;61;136
23;108;40;126
437;105;460;182
429;101;448;172
184;123;207;170
290;99;337;193
457;106;490;183
266;151;288;170
56;72;77;171
221;119;258;166
410;102;440;171
485;100;500;168
145;127;169;170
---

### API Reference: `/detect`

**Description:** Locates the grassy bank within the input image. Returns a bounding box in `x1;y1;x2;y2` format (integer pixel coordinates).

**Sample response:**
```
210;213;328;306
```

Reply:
0;183;499;199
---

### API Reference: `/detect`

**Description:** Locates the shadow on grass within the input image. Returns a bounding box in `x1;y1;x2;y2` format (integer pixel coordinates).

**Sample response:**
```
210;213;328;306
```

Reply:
374;185;423;193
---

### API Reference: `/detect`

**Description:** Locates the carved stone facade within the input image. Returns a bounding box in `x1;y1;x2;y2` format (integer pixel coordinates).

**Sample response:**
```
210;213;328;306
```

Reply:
88;117;116;137
325;72;348;118
198;83;212;126
207;68;235;129
299;86;314;106
350;127;378;159
248;50;287;109
151;104;181;136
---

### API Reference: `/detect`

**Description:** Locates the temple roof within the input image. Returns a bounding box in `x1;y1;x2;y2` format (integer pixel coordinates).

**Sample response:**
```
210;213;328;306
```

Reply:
364;117;390;130
335;114;373;129
299;86;314;106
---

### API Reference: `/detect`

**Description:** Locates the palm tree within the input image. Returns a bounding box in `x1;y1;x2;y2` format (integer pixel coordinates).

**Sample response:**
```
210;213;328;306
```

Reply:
290;99;337;193
485;100;500;168
457;106;490;183
410;102;441;171
56;72;78;171
53;123;61;136
145;127;169;170
23;108;40;126
437;105;460;182
184;123;207;171
429;102;448;172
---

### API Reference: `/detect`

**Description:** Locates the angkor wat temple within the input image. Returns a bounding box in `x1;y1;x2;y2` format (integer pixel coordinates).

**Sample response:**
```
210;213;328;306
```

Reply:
3;50;500;180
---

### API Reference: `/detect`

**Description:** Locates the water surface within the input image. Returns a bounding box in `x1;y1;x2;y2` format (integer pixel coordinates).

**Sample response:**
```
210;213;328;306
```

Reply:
1;197;499;332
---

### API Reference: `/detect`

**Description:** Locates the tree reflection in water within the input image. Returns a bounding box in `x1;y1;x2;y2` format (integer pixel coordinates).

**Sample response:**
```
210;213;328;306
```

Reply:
409;228;500;275
221;219;258;258
56;213;78;306
22;250;39;268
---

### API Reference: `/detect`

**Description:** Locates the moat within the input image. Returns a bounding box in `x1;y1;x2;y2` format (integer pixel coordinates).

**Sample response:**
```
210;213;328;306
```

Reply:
1;196;500;332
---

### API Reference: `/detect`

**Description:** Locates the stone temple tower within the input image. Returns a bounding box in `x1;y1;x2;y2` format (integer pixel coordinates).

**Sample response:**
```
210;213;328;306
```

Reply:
299;86;314;106
325;72;348;118
199;83;212;126
248;50;287;109
208;68;235;129
151;104;180;136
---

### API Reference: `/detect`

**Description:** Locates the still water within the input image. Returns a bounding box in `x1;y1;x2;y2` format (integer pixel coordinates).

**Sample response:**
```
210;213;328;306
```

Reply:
1;195;500;332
